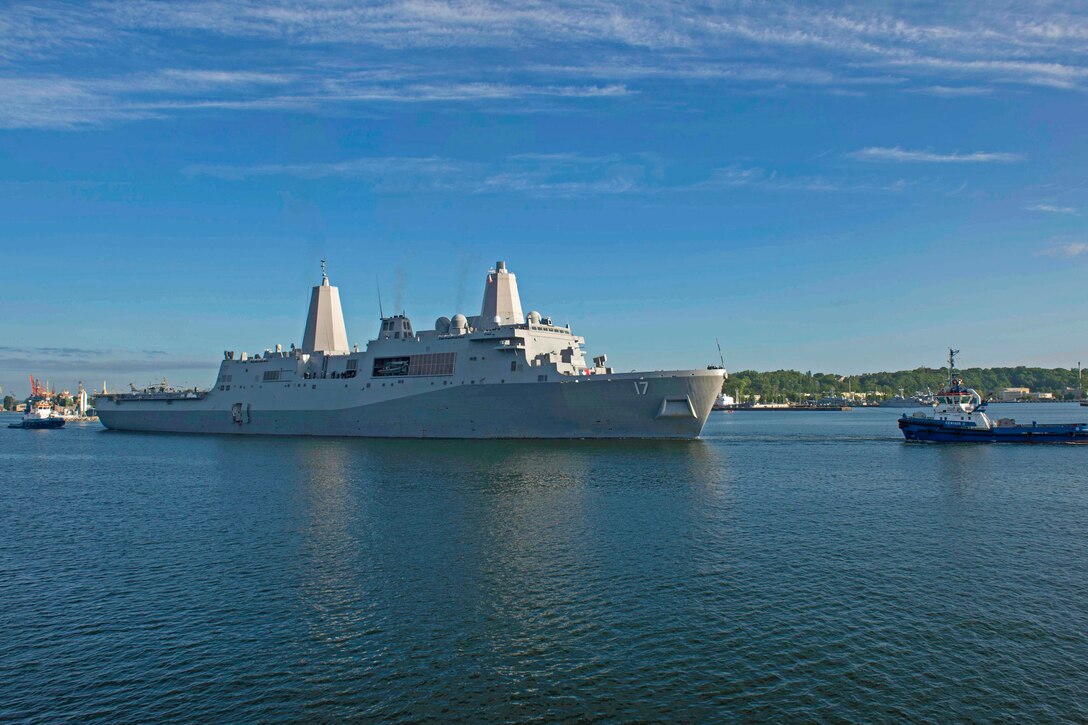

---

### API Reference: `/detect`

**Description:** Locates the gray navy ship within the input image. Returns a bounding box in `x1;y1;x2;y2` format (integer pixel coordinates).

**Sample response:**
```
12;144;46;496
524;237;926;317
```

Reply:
97;260;725;438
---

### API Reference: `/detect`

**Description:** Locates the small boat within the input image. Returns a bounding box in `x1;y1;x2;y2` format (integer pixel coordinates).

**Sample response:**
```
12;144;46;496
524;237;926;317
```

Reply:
8;397;66;429
898;349;1088;444
712;392;736;411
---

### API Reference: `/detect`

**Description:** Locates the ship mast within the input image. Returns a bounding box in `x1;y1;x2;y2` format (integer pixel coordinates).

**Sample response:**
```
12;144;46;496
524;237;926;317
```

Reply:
948;347;959;389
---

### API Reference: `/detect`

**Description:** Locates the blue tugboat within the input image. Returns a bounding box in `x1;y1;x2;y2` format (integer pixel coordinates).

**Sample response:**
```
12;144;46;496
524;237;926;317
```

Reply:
7;396;66;430
899;349;1088;444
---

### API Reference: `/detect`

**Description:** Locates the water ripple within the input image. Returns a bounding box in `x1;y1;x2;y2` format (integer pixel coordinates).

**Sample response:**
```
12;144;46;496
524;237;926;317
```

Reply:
1;407;1087;720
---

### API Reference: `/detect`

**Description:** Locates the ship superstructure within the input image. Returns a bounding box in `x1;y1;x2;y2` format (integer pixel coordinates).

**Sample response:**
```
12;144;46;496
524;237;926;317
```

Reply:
97;260;724;438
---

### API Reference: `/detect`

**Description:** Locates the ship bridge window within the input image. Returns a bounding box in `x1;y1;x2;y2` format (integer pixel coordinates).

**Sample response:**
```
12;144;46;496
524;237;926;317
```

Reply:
374;357;410;377
373;352;456;377
346;359;358;371
263;370;282;382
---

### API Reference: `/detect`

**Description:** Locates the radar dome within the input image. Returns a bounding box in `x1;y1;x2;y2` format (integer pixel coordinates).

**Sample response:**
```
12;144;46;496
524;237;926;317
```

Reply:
451;314;468;333
527;310;542;324
435;316;451;334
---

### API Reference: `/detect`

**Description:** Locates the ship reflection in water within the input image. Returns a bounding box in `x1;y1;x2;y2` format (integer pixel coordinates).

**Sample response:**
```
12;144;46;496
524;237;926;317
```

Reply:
285;437;729;661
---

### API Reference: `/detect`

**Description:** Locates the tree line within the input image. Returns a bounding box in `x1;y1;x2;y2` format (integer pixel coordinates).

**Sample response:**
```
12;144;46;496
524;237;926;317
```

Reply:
724;366;1085;403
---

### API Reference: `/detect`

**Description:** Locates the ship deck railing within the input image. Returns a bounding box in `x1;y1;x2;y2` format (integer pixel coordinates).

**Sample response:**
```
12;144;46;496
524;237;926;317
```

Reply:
104;390;209;401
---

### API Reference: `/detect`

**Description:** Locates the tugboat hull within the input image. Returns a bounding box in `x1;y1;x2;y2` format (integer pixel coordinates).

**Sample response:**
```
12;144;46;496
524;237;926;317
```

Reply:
899;417;1088;443
9;417;66;430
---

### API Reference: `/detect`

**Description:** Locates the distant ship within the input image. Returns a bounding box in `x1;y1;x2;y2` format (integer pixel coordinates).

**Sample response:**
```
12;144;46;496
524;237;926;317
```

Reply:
880;387;927;408
898;349;1088;443
712;392;735;410
97;260;725;439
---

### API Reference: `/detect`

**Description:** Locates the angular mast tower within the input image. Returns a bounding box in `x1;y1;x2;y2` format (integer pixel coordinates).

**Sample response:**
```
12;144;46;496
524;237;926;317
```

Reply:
479;260;524;329
301;258;350;354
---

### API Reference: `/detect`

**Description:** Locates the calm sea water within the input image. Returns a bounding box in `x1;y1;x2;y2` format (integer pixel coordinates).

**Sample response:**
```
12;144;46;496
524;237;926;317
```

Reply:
2;404;1087;721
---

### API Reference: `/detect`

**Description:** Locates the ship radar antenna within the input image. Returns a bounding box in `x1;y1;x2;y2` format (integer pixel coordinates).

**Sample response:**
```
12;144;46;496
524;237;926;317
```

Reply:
948;348;960;387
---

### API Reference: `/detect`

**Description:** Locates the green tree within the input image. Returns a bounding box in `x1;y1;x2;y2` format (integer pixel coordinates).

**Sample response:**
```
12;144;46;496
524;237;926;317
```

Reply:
3;395;15;411
723;366;1079;401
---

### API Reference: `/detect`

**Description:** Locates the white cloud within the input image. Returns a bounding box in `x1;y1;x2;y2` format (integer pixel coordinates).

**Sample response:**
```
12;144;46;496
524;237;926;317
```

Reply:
0;78;154;129
183;153;648;197
1043;242;1088;257
912;85;993;96
849;146;1024;163
183;157;485;201
183;153;906;197
688;165;840;192
0;72;630;129
5;1;1088;129
1026;203;1078;214
877;55;1088;89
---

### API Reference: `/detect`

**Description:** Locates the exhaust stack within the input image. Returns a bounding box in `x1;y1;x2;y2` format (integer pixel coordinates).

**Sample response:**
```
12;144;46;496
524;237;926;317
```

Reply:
479;260;524;328
301;259;350;354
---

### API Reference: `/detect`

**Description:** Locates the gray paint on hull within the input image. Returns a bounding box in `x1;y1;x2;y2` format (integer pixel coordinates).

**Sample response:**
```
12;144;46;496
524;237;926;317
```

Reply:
98;373;722;439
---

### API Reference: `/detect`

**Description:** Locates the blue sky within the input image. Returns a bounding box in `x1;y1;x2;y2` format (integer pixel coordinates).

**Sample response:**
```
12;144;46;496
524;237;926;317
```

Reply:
1;1;1087;396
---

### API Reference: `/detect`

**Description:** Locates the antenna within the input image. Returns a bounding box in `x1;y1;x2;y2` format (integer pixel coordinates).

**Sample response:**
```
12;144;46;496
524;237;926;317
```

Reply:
948;347;960;388
321;257;328;282
376;277;385;319
709;335;726;372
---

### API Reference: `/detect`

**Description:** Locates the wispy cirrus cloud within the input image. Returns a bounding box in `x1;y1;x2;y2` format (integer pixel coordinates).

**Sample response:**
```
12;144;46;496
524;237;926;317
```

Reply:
849;146;1024;163
0;71;295;129
1042;242;1088;257
185;155;475;187
185;153;648;196
0;73;630;129
185;153;917;198
686;165;842;192
911;85;994;97
874;55;1088;89
1026;203;1078;214
3;1;1088;130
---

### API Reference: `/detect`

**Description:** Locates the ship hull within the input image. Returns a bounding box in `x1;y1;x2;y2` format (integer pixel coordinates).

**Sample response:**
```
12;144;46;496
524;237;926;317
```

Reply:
8;417;66;430
899;417;1088;443
97;370;723;439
